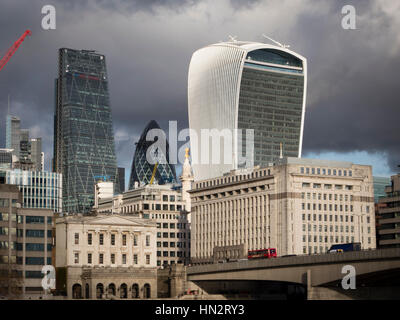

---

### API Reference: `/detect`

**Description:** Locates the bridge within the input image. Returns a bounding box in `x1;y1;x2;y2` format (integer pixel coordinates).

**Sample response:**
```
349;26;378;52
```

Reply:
187;248;400;300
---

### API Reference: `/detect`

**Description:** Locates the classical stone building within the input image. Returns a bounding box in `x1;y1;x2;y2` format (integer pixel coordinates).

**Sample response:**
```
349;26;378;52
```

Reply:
190;157;376;263
55;214;158;299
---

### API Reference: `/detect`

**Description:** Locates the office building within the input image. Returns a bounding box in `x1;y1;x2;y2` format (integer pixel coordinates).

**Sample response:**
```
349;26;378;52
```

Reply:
1;169;62;213
0;149;13;171
188;40;307;181
0;184;53;299
30;138;43;171
376;174;400;248
128;120;177;189
6;115;21;158
97;184;191;266
5;115;43;171
373;176;391;203
55;214;157;299
53;48;119;213
189;157;376;263
118;167;125;193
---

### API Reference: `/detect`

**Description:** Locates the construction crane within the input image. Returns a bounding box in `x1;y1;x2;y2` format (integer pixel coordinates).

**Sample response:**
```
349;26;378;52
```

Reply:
0;30;32;72
149;162;159;185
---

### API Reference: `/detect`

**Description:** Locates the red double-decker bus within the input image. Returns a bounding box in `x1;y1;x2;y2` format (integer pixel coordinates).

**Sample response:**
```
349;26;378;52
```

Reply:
248;248;277;260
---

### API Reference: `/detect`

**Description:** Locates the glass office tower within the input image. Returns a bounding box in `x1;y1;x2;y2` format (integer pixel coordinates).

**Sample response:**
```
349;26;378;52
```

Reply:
53;48;119;213
188;41;307;181
128;120;177;189
6;115;21;158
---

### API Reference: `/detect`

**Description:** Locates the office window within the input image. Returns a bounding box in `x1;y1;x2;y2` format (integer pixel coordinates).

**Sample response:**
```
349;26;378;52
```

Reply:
133;254;138;265
88;233;92;245
111;234;115;246
134;234;138;246
146;235;150;246
146;254;150;265
122;254;127;264
111;253;115;264
74;253;79;264
88;253;92;264
99;253;104;264
99;234;104;245
74;233;79;245
122;234;127;246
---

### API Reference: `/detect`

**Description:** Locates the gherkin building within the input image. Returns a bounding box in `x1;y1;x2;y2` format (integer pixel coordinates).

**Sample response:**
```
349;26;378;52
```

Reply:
128;120;177;189
53;48;119;213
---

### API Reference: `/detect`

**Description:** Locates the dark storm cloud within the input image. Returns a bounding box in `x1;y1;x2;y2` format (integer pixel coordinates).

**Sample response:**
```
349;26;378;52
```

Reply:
0;0;399;176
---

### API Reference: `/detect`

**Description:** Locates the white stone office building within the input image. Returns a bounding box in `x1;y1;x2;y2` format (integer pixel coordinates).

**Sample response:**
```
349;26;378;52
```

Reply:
96;150;194;267
190;157;376;263
97;184;191;267
55;214;158;299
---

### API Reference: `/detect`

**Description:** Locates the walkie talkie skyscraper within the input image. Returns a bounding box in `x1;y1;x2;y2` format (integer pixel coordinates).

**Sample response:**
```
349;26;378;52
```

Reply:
188;40;307;181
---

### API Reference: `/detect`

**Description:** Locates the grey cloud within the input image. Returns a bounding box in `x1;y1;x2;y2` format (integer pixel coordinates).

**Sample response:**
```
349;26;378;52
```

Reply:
0;0;398;175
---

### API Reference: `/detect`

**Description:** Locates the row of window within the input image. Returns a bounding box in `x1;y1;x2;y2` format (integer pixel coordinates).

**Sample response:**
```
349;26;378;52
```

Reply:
302;224;371;234
302;183;353;190
76;233;151;247
195;169;272;189
302;192;354;201
300;167;353;177
157;232;188;239
143;204;183;211
301;213;370;223
157;241;187;248
156;251;186;257
75;252;151;265
156;222;187;229
302;203;354;212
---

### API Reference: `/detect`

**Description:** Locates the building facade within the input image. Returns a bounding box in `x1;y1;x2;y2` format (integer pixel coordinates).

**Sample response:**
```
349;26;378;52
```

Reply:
373;176;391;203
118;167;125;193
188;40;307;181
128;120;177;189
53;48;119;213
55;214;157;299
0;184;53;299
1;169;62;213
97;184;191;267
6;115;21;158
376;174;400;248
189;157;376;263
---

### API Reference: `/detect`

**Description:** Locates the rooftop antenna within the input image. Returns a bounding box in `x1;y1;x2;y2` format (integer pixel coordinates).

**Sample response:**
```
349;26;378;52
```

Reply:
228;35;238;42
262;34;290;49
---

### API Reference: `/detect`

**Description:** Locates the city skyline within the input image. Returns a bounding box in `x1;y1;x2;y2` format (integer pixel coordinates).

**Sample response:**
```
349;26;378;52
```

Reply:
0;1;399;182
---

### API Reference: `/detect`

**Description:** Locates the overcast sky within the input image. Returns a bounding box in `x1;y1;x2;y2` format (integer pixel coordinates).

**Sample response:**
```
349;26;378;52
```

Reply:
0;0;399;184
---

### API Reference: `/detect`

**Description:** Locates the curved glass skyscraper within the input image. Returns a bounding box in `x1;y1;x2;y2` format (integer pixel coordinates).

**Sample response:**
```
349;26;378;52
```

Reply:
128;120;177;189
188;41;307;181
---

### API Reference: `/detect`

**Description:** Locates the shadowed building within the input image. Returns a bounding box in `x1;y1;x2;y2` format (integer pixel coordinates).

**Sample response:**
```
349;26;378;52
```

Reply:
53;48;119;213
128;120;177;189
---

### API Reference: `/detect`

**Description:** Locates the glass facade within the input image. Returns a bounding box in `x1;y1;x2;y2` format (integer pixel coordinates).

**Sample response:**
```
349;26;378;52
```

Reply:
128;120;177;189
54;48;119;213
373;176;391;203
3;169;62;213
238;59;304;166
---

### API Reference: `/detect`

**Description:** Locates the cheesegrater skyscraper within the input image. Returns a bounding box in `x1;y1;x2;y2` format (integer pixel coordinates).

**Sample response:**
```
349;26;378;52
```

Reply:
53;48;119;213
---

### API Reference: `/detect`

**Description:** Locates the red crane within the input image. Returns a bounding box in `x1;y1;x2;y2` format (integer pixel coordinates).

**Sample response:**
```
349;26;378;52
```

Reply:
0;29;32;72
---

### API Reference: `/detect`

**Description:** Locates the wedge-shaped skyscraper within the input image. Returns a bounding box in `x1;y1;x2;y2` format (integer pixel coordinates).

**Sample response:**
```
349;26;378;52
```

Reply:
188;40;307;181
54;48;119;213
128;120;177;189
